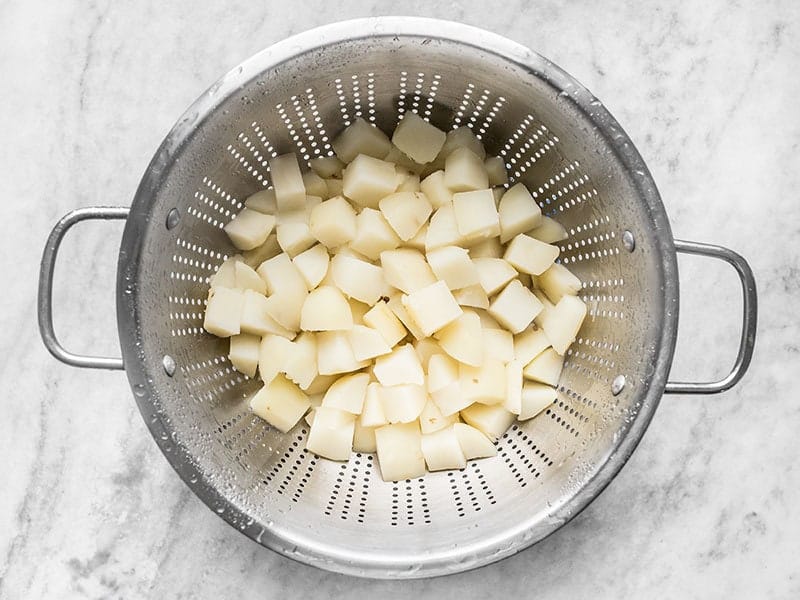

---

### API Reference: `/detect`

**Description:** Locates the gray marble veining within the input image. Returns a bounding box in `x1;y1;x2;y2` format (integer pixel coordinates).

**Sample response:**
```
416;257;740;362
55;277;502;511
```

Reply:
1;0;799;598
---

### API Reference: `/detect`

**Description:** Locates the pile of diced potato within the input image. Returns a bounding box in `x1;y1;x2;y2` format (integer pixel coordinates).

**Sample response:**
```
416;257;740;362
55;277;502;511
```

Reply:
203;113;586;482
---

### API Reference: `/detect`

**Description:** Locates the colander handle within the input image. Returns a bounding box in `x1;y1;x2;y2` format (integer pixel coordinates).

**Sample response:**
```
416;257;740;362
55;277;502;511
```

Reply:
38;206;129;370
665;239;757;394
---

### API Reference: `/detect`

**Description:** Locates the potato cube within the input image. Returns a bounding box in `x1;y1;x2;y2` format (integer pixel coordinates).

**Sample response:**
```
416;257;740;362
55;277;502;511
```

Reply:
309;196;357;249
332;118;392;164
445;147;488;192
401;280;463;336
309;155;345;179
242;234;281;268
349;208;401;260
420;170;453;209
300;286;353;331
468;237;503;259
349;298;370;326
439;126;486;161
306;406;356;461
460;404;515;442
488;280;543;334
250;374;311;433
473;258;517;296
256;252;306;297
483;328;514;363
342;154;397;208
224;208;276;251
484;156;508;186
380;248;436;294
348;325;392;361
302;170;328;198
391;112;446;164
405;223;427;251
375;422;426;481
276;222;316;257
379;192;433;241
258;334;293;384
528;216;568;243
539;263;582;304
504;234;560;276
380;384;427;424
396;171;421;193
431;381;470;416
498;183;542;243
384;146;424;173
474;309;502;329
452;189;500;240
413;338;443;370
453;284;490;309
292;244;330;290
373;344;424;386
240;290;296;339
539;295;587;354
361;383;388;427
519;382;557;420
209;255;240;289
453;423;497;459
330;253;390;305
433;311;483;367
425;204;462;251
316;331;368;375
229;333;260;377
522;347;564;386
244;188;276;214
532;289;555;329
264;288;307;332
421;426;466;471
459;358;507;405
322;372;370;414
282;332;318;389
419;400;459;435
426;246;479;290
304;373;340;395
353;421;377;453
325;178;344;198
503;359;524;414
203;287;243;337
427;353;460;392
234;261;266;294
514;327;551;364
269;154;306;212
363;300;406;347
386;294;426;340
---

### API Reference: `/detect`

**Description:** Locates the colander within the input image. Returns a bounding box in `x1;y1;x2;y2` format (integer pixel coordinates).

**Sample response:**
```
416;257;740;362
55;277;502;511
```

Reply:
37;18;757;579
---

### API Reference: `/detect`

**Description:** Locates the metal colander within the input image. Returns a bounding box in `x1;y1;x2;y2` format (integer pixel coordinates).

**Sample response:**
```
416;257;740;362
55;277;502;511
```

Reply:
38;18;757;579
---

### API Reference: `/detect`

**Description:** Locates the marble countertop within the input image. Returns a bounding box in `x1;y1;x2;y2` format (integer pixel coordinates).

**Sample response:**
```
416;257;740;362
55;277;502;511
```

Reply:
2;1;798;597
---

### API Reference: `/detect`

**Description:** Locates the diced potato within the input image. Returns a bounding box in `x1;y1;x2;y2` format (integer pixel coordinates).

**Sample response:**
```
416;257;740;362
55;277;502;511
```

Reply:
363;300;407;347
539;295;587;354
380;384;427;424
439;127;486;161
304;373;340;395
342;154;397;208
401;280;463;336
250;374;311;433
468;237;504;259
292;244;330;290
392;112;446;164
483;328;514;363
425;204;462;251
405;223;427;251
453;284;490;309
413;338;443;370
300;286;353;331
330;253;391;305
375;422;426;481
240;290;295;339
379;192;433;241
332;118;392;164
353;421;377;453
426;246;479;290
322;372;370;414
310;155;345;179
229;333;260;377
309;196;357;249
452;189;500;241
453;423;497;459
539;263;582;304
434;311;483;367
269;154;306;212
348;298;370;326
484;156;508;186
504;233;560;275
258;334;293;384
519;382;557;420
234;261;267;294
459;358;507;405
427;353;460;392
488;280;543;334
528;216;568;243
349;325;392;361
349;208;401;260
306;406;356;461
361;383;388;427
387;294;426;340
419;400;459;435
244;188;275;213
396;171;421;193
302;170;328;198
263;288;307;332
474;309;502;329
431;381;470;416
421;426;466;471
203;287;243;337
503;359;524;414
325;178;344;198
380;248;436;294
373;344;424;386
445;148;488;192
522;347;564;386
276;222;316;257
498;183;542;243
473;257;518;296
242;234;281;268
420;171;453;209
256;253;306;297
514;327;551;364
283;332;318;390
384;146;423;173
224;208;276;251
316;331;368;375
460;404;515;442
209;255;240;289
304;408;316;427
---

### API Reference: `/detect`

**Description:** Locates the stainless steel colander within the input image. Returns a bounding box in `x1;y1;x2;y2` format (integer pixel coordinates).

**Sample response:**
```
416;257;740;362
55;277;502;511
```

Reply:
38;18;757;579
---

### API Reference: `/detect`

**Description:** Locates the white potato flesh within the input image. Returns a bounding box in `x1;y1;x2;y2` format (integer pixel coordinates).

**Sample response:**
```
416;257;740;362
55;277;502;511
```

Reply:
503;359;524;414
269;154;306;212
392;112;446;163
276;222;316;257
348;299;370;326
445;147;489;192
405;223;428;251
353;421;377;453
514;327;552;364
488;279;544;334
258;334;293;384
330;254;391;305
474;308;502;329
419;400;459;435
316;331;368;375
385;146;423;173
349;208;401;260
203;287;244;337
459;358;507;405
473;258;518;297
264;288;306;332
240;290;295;339
420;171;453;209
332;118;392;164
229;333;260;377
427;353;460;392
306;406;355;461
539;294;587;354
244;189;277;214
379;191;433;241
380;248;436;294
380;384;427;423
528;216;568;244
282;332;318;390
439;127;486;161
519;382;557;420
396;171;421;193
224;208;276;251
322;372;370;414
234;261;267;294
538;263;583;304
209;255;240;289
302;170;328;199
375;422;426;482
292;244;330;290
453;284;490;309
460;404;516;442
309;155;345;179
413;338;443;371
498;183;542;243
483;328;515;363
532;289;555;329
361;383;388;427
342;154;397;209
431;381;470;416
425;204;462;251
522;347;565;386
348;325;392;361
304;408;316;427
421;426;466;471
453;423;497;459
300;286;353;331
468;237;504;259
401;280;463;337
492;187;504;204
504;234;560;276
386;294;426;340
325;178;344;198
452;189;501;241
434;310;483;367
256;253;306;297
308;196;357;249
242;234;281;268
363;300;407;347
304;373;340;395
250;374;311;433
484;156;508;186
373;344;425;386
426;246;479;290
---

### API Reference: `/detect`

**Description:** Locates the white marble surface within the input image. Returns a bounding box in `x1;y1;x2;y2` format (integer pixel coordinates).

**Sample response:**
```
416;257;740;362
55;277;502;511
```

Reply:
2;0;798;597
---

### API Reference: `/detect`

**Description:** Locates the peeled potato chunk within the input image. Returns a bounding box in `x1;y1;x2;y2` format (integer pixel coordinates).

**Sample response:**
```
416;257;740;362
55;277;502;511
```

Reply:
440;126;486;161
426;246;479;290
240;289;295;338
504;359;524;414
427;353;460;392
309;155;345;179
283;332;318;390
244;189;277;214
269;153;306;212
425;204;462;251
386;294;426;340
431;381;470;416
330;253;391;305
348;324;392;361
504;234;560;276
445;147;488;192
519;382;557;420
224;208;276;251
529;216;568;243
301;286;353;331
498;183;542;243
250;374;310;433
373;344;425;386
209;255;240;289
379;191;433;241
401;280;463;337
538;263;583;304
343;154;397;208
256;252;306;297
380;384;427;424
375;422;426;482
460;404;516;442
203;287;244;337
483;327;515;363
514;327;552;364
419;399;459;435
258;334;293;385
322;372;370;414
234;261;266;295
453;423;497;459
292;243;330;290
539;294;587;355
363;300;407;347
229;333;260;377
316;331;368;375
453;284;490;309
459;358;507;405
380;248;436;294
276;222;316;257
332;117;392;164
392;112;446;164
350;208;401;259
306;406;356;461
421;426;466;471
434;311;483;367
484;156;509;186
452;189;501;241
473;257;517;296
361;383;388;427
353;421;377;453
522;347;565;386
420;170;453;209
309;196;357;249
488;279;544;334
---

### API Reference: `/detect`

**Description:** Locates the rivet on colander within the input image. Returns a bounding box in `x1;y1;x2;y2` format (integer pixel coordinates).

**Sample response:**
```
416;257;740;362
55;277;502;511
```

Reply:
622;230;635;252
162;354;176;376
611;375;626;396
166;208;181;230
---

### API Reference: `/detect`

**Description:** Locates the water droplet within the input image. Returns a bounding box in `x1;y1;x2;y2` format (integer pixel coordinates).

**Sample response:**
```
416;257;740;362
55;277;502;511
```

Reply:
133;384;146;397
